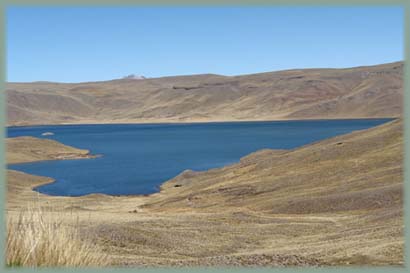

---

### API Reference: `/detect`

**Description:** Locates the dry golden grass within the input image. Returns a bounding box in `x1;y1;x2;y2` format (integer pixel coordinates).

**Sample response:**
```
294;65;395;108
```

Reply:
5;119;404;266
6;205;108;267
6;136;94;164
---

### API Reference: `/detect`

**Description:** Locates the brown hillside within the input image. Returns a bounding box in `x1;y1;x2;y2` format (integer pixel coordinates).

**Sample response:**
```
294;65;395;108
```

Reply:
6;137;94;164
143;119;403;214
6;119;403;266
6;62;403;126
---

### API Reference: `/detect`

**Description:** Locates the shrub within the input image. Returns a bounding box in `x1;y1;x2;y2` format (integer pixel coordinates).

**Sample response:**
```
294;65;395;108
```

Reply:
6;206;108;267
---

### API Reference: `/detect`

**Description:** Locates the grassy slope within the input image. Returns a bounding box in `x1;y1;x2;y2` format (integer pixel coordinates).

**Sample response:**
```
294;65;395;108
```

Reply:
7;61;403;126
143;119;403;214
6;119;404;266
7;136;92;164
6;137;97;210
6;138;108;267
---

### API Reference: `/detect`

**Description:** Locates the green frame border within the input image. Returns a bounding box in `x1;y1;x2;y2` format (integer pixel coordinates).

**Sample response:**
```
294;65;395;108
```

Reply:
0;1;408;272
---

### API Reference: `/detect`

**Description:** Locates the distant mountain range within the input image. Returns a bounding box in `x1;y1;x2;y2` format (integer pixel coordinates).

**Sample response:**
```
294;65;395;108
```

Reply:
6;61;403;126
122;74;146;80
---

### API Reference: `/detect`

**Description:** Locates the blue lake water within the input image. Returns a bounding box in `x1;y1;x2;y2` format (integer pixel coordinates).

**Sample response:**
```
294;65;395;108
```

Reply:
7;119;392;197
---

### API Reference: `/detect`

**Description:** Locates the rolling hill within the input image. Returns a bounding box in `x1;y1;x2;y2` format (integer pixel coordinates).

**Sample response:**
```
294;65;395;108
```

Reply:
6;61;403;126
6;119;403;266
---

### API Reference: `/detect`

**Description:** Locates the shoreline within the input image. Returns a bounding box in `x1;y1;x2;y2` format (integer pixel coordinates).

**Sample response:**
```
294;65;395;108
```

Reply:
5;118;404;266
6;117;398;200
6;116;398;129
7;153;101;167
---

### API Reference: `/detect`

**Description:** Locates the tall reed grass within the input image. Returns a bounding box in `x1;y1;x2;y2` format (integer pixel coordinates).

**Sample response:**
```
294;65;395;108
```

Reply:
6;206;108;267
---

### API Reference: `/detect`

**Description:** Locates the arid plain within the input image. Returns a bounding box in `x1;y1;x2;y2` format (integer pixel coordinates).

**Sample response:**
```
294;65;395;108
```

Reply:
6;62;404;266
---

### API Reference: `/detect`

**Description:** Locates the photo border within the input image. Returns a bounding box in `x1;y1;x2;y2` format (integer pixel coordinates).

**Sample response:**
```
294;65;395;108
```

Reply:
0;1;408;272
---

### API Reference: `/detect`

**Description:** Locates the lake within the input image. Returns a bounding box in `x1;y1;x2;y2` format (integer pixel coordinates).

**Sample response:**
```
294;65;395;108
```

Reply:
7;119;392;196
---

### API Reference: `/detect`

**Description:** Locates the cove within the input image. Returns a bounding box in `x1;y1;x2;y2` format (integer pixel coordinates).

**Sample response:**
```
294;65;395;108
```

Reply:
7;119;392;197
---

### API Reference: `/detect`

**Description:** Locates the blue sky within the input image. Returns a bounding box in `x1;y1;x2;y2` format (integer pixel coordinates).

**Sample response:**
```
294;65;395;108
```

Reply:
7;6;404;83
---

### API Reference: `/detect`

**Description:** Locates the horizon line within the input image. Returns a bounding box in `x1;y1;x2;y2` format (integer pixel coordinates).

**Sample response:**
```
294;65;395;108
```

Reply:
6;60;403;85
